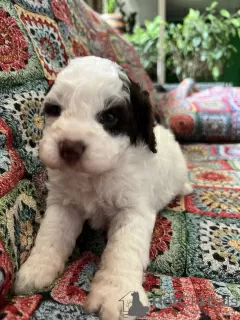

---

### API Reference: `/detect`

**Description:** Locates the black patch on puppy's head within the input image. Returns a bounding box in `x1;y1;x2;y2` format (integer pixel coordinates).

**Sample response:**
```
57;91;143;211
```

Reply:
128;80;157;153
97;77;157;153
97;102;132;139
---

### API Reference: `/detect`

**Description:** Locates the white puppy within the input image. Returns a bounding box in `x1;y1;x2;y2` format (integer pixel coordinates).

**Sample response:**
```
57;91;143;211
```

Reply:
15;56;192;320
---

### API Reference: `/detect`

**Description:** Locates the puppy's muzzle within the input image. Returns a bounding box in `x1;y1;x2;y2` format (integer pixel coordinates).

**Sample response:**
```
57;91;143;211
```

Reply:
59;140;85;166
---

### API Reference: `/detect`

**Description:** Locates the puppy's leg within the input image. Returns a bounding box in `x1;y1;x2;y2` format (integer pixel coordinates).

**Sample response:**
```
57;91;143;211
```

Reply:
181;182;193;196
15;204;83;294
85;208;156;320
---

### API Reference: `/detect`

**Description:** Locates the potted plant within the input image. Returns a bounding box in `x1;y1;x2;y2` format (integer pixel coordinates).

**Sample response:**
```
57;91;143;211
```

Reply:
125;2;240;84
163;1;240;81
101;0;126;33
124;16;161;80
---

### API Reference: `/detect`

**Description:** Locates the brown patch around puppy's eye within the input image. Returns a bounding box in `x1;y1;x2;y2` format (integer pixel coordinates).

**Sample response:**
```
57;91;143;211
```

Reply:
97;105;131;137
99;109;119;128
44;103;61;117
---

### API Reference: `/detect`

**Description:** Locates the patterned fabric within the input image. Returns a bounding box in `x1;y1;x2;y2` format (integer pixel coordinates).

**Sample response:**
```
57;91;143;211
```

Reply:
186;214;240;283
1;252;239;319
158;78;240;142
148;211;187;277
0;0;239;319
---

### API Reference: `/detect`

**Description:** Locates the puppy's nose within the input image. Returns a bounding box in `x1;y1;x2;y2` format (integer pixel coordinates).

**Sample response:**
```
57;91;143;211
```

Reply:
59;140;85;165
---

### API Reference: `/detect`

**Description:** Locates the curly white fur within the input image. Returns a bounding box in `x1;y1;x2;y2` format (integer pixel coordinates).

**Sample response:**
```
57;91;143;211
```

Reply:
15;56;192;320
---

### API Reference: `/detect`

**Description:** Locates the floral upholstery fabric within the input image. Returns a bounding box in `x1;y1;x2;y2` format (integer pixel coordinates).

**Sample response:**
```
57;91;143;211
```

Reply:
0;0;239;319
158;79;240;142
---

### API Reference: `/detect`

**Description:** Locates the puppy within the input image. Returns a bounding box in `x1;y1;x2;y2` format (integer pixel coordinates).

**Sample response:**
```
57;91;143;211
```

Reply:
15;56;192;320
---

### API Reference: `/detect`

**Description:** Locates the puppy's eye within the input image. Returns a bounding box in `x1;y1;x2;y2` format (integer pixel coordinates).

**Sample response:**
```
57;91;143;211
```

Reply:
99;109;119;127
44;103;61;117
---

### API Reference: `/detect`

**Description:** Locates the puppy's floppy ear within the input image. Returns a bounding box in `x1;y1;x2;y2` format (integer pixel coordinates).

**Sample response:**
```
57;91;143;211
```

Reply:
129;80;157;153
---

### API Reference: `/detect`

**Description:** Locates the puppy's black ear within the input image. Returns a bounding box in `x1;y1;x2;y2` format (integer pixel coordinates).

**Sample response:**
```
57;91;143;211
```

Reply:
129;80;157;153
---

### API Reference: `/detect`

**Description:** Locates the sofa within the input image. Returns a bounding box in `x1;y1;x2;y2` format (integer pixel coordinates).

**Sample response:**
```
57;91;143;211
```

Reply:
0;0;239;319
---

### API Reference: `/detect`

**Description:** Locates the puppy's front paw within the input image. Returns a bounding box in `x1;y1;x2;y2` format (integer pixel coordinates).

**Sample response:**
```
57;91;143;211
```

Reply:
14;254;65;295
84;271;149;320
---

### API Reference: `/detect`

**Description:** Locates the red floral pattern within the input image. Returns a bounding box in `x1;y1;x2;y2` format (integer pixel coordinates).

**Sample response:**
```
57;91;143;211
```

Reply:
0;8;30;72
187;160;232;170
71;40;89;57
0;295;42;319
0;239;13;307
17;7;69;80
224;146;240;157
150;216;172;260
167;196;185;211
143;273;160;292
158;79;240;142
196;171;233;183
142;276;201;320
51;0;72;26
185;187;240;218
191;277;240;320
95;31;117;62
0;118;24;198
51;252;99;305
169;114;195;135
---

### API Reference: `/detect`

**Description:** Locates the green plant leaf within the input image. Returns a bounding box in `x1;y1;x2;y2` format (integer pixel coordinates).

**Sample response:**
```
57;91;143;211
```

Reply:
231;19;240;27
124;3;238;81
220;9;230;18
210;1;218;9
207;1;218;11
207;14;216;21
212;66;220;79
227;44;238;53
145;20;151;29
203;31;208;40
192;37;201;47
215;50;223;60
189;8;200;19
123;15;160;78
143;40;154;53
176;66;182;75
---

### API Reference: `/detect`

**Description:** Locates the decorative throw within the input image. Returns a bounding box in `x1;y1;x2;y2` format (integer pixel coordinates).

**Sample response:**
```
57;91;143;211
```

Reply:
158;79;240;142
0;0;239;319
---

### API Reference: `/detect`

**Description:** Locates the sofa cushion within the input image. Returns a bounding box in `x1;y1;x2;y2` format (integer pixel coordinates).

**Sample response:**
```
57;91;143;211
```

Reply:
158;79;240;142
